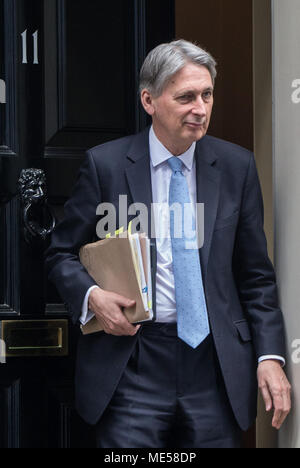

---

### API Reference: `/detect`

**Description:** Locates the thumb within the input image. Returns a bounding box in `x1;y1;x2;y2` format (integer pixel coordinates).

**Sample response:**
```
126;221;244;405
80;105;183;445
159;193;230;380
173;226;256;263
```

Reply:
115;295;136;308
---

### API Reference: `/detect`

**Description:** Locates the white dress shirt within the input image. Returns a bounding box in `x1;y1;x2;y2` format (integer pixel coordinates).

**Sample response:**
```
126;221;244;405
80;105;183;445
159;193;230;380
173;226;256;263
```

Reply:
148;126;197;322
79;126;284;366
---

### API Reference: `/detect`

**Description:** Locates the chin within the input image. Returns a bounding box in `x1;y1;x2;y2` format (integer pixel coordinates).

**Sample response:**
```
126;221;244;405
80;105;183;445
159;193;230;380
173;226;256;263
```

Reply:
189;129;207;142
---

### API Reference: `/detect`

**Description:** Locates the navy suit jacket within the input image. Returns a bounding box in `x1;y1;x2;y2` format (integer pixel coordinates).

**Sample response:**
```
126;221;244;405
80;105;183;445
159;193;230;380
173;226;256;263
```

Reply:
45;128;286;431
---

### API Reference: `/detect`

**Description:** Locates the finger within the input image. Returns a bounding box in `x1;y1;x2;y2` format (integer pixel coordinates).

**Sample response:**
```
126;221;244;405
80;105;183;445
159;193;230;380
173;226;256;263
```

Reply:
260;383;273;412
106;313;135;335
282;386;292;413
110;310;140;336
272;408;283;429
275;388;292;429
273;410;288;430
271;378;291;429
100;311;129;335
124;323;141;336
272;403;290;430
271;390;285;429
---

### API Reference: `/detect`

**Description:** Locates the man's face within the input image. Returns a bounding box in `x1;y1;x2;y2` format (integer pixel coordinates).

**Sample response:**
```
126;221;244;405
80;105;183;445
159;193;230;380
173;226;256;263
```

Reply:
141;63;214;155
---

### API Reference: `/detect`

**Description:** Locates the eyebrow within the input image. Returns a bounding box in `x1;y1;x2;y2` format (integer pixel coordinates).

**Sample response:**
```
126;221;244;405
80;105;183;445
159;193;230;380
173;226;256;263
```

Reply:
173;87;214;98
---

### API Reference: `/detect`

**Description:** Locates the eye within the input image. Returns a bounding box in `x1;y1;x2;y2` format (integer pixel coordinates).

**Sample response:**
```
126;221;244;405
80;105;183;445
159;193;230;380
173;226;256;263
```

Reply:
202;90;213;101
177;94;193;103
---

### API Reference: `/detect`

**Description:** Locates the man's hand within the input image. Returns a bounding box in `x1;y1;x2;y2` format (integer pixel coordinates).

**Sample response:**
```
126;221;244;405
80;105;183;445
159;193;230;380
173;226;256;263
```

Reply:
88;287;141;336
257;360;292;430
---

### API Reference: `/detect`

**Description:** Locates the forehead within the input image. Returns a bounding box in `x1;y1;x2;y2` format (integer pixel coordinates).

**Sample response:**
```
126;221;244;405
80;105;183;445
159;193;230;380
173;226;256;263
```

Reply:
167;63;213;92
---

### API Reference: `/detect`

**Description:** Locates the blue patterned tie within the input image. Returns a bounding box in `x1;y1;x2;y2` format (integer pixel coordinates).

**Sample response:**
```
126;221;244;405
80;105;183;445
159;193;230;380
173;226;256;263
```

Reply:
168;156;210;348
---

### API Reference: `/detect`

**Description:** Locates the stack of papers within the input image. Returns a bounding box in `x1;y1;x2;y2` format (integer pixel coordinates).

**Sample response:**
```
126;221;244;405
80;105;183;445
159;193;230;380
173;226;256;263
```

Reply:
79;226;153;335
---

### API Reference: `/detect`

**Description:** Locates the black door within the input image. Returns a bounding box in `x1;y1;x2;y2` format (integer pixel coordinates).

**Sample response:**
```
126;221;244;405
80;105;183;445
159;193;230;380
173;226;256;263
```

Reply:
0;0;174;448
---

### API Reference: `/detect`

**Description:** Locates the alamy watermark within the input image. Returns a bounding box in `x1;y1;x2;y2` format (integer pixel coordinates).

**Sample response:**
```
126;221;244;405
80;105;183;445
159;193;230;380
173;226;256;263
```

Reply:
291;339;300;364
95;196;205;250
0;339;6;364
0;79;5;104
291;79;300;104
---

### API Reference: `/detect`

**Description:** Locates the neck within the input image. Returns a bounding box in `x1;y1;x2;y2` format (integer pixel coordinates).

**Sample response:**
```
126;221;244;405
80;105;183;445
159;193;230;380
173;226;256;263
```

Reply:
152;125;191;156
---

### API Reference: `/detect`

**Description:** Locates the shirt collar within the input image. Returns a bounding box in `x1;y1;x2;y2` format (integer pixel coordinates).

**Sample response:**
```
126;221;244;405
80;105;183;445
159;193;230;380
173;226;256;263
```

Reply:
149;126;195;171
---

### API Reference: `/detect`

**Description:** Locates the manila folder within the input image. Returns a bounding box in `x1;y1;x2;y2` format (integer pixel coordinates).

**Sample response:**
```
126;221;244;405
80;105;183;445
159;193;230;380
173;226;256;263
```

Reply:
79;236;150;335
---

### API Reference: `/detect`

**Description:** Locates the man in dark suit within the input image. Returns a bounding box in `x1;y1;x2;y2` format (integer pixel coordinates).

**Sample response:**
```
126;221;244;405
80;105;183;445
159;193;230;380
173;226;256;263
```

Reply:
45;40;291;448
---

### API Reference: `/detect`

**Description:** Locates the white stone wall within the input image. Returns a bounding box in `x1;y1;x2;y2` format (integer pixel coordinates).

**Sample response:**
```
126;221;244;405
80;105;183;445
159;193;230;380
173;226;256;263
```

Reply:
272;0;300;449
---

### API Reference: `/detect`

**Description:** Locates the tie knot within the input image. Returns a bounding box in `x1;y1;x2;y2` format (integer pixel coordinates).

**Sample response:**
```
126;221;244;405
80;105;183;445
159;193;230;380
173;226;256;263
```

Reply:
168;157;183;173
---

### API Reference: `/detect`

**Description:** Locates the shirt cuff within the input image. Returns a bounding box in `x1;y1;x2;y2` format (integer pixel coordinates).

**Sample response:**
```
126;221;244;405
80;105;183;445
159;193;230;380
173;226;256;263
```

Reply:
258;355;286;367
79;285;100;325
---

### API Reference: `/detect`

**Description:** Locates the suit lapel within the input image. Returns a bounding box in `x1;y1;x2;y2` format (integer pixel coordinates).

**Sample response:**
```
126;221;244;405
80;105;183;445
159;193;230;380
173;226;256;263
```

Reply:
125;128;158;320
195;137;221;284
125;128;154;237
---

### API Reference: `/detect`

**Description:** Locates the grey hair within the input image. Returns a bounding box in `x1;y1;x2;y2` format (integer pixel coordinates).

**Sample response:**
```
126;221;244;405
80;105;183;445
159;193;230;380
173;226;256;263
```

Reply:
139;39;217;97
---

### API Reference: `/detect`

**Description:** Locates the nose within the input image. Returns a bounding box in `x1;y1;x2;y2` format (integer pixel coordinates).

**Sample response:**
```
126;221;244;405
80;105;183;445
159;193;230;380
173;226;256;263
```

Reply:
191;96;206;116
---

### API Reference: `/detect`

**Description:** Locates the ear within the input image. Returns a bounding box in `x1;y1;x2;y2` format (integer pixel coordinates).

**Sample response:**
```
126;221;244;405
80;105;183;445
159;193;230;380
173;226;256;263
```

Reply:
140;89;155;116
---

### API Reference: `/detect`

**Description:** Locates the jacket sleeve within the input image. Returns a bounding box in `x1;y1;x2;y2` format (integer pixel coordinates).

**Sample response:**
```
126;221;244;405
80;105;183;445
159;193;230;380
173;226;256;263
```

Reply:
233;154;286;360
45;150;101;324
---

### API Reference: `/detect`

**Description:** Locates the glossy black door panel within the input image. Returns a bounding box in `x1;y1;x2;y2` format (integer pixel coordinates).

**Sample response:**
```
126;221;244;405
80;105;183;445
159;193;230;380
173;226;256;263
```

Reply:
0;0;174;447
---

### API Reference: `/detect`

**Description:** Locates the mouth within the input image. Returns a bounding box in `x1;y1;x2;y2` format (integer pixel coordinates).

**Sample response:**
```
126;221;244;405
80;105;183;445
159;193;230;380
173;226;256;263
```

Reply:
184;122;206;128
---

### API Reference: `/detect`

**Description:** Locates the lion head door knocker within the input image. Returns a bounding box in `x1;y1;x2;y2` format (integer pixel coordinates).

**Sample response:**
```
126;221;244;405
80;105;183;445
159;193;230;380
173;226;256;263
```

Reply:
18;168;56;244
